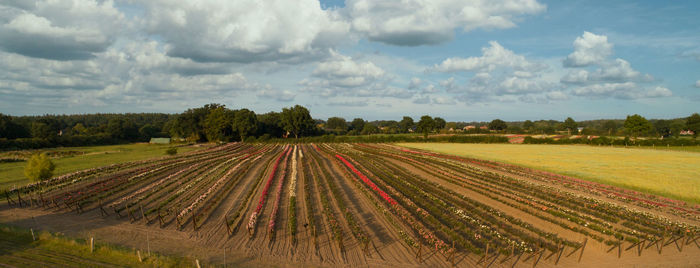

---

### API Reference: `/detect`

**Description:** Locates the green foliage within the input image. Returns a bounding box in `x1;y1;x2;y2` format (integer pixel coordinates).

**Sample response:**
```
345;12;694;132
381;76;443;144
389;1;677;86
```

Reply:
325;117;348;132
687;113;700;139
350;118;366;132
165;147;178;155
234;109;258;141
488;119;507;131
202;105;234;142
562;117;577;134
522;120;534;131
603;120;617;135
624;114;652;138
398;116;414;133
433;117;446;130
417;115;434;138
280;105;316;138
24;153;55;182
361;123;379;135
107;117;139;140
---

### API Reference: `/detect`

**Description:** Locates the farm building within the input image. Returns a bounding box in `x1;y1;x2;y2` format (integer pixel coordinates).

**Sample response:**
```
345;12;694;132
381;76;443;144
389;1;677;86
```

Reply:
149;138;171;144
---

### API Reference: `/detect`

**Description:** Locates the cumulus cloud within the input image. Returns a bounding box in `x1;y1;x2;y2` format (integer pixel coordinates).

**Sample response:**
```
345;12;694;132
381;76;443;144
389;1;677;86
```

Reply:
563;31;613;67
432;41;555;101
136;0;349;63
433;41;545;72
561;32;669;99
0;0;124;60
572;82;671;99
345;0;545;46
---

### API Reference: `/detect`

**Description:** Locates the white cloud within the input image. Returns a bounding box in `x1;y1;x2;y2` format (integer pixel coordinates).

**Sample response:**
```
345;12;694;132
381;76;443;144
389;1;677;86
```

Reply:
346;0;545;46
311;53;385;87
136;0;349;63
0;0;124;60
257;89;296;102
546;91;568;100
433;41;545;72
432;41;555;100
695;80;700;88
572;82;671;99
564;31;613;67
408;77;422;89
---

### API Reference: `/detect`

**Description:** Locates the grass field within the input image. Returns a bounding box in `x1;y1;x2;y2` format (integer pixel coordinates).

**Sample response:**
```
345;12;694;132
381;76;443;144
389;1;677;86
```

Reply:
0;143;203;191
398;143;700;204
0;224;194;267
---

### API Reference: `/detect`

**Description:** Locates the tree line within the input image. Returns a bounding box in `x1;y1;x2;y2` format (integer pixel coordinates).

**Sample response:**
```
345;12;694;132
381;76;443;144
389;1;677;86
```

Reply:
1;104;698;150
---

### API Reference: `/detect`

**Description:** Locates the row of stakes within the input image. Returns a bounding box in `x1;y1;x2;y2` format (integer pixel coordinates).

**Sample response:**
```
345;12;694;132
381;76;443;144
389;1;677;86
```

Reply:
8;190;700;266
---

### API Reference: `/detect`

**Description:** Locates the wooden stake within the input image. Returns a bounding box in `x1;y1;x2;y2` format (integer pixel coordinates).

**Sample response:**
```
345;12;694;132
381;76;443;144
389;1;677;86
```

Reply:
555;245;565;265
477;242;490;264
137;250;142;262
637;240;645;256
17;191;23;208
90;237;94;253
30;228;35;241
532;249;544;268
195;259;201;268
224;218;232;235
140;205;148;223
511;252;523;268
486;253;500;268
5;191;15;207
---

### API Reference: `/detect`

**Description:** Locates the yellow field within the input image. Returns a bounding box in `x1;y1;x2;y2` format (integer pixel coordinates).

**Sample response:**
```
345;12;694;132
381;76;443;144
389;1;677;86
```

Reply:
398;143;700;204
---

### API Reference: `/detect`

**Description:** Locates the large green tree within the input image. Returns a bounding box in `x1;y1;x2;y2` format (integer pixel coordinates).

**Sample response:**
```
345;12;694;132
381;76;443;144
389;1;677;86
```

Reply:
488;119;507;132
350;118;366;132
624;114;652;138
398;116;414;133
233;109;258;141
522;120;534;131
433;117;446;131
562;117;578;135
24;153;55;182
686;113;700;139
326;117;348;132
280;105;315;138
603;120;617;136
417;115;434;138
203;106;235;142
361;123;379;135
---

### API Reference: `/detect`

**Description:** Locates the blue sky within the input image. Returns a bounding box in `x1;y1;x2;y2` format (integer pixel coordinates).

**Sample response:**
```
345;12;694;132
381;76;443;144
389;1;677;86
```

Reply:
0;0;698;121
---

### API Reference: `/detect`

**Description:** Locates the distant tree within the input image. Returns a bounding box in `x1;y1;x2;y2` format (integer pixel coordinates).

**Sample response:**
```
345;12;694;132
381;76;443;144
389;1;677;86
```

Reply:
624;114;652;138
687;113;700;139
24;153;55;182
361;123;379;135
326;117;348;132
653;120;671;137
433;117;446;131
0;114;29;139
257;112;284;138
107;117;139;140
398;116;415;133
233;109;258;141
350;118;366;132
138;124;160;139
562;117;578;135
417;115;434;138
203;106;234;142
165;147;178;156
280;105;315;138
488;119;507;132
445;122;458;131
522;120;534;131
30;122;53;139
603;120;617;136
71;123;89;135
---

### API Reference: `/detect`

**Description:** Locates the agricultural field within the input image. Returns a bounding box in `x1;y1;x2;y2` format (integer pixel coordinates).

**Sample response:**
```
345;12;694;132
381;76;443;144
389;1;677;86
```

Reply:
2;143;699;267
400;143;700;204
0;143;204;191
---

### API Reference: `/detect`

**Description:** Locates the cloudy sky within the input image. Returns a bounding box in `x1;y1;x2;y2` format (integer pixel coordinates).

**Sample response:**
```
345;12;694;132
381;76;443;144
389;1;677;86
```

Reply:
1;0;699;121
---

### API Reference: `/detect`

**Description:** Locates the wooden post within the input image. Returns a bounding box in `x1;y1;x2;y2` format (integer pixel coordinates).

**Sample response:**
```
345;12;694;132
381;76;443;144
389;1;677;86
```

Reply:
578;238;587;263
90;237;94;253
137;250;142;262
532;249;544;268
486;253;500;268
195;259;201;268
5;191;15;207
17;191;23;208
555;244;565;265
477;242;490;264
158;209;165;228
637;240;645;256
224;218;232;235
618;242;622;258
511;252;523;268
30;228;35;241
192;216;197;231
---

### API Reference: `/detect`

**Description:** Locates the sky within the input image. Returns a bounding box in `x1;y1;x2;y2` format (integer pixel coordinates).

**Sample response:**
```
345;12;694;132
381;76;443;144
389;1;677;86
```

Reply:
0;0;699;121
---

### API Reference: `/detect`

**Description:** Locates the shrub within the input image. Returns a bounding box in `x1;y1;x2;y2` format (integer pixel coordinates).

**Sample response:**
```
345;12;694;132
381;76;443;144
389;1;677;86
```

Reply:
24;153;55;182
165;147;178;155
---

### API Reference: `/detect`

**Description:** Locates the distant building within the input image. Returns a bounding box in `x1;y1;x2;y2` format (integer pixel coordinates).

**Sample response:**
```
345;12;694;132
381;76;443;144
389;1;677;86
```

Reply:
479;126;488;130
149;138;171;144
463;125;476;131
680;130;695;136
577;127;584;133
